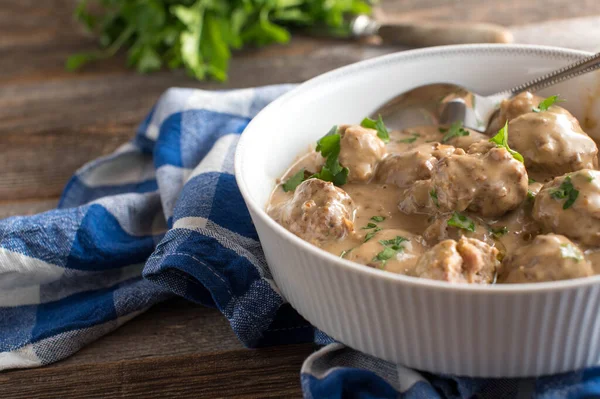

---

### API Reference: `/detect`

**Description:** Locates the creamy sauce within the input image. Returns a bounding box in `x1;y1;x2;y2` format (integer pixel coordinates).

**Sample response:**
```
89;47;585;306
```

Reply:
267;93;600;284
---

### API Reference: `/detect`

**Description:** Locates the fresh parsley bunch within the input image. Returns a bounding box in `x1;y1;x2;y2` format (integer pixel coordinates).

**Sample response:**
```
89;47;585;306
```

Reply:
67;0;371;81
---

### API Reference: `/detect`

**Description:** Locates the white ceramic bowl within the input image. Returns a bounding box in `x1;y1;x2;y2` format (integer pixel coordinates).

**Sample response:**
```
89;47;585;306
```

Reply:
235;45;600;377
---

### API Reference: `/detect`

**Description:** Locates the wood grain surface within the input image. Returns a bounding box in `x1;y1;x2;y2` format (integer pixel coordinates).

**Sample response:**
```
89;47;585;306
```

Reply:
1;0;599;397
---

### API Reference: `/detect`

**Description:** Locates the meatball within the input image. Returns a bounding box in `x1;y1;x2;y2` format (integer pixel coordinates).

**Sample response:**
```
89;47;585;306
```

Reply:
428;142;528;218
532;170;600;246
508;112;598;175
345;229;426;274
412;237;499;284
499;234;593;283
339;125;386;182
375;143;454;188
275;178;355;244
422;213;494;247
487;91;572;134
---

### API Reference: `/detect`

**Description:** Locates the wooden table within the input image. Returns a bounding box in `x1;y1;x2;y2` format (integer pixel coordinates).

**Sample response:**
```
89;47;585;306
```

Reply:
2;1;599;397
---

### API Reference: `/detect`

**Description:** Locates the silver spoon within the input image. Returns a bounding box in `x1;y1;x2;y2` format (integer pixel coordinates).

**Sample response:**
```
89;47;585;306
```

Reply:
371;52;600;132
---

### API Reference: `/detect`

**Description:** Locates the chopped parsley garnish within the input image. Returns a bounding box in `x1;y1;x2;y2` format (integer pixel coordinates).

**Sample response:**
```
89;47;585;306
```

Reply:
447;212;475;232
441;121;470;143
364;227;382;242
560;243;583;262
550;175;579;209
582;171;595;182
527;190;536;200
282;168;306;192
379;236;409;249
340;248;353;258
311;125;349;186
370;216;386;222
362;222;378;229
533;95;565;113
430;189;439;208
490;226;508;237
361;114;390;143
528;178;536;184
489;121;524;163
372;236;409;267
398;132;420;143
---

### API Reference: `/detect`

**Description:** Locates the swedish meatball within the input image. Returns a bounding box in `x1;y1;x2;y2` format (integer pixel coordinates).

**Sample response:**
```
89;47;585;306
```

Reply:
429;142;528;218
345;229;426;274
508;112;598;175
533;170;600;246
412;237;499;284
422;213;494;247
274;178;355;244
499;234;593;283
487;91;572;134
339;125;386;182
375;143;454;188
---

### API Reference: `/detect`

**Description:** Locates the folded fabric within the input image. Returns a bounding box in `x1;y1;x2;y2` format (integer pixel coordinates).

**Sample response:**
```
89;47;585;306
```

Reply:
1;85;598;398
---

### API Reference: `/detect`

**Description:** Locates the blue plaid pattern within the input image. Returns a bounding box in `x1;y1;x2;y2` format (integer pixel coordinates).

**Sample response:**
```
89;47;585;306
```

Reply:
1;85;599;398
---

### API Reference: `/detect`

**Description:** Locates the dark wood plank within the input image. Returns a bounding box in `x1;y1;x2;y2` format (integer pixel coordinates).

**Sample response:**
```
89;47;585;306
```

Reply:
56;299;245;366
0;199;58;218
1;344;314;398
380;0;600;25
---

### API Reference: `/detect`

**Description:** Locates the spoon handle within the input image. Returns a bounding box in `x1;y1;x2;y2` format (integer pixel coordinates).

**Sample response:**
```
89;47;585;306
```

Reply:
505;52;600;96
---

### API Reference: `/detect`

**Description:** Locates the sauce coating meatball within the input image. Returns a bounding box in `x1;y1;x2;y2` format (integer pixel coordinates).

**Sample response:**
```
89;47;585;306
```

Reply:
273;178;355;244
499;234;593;283
533;170;600;246
412;237;499;283
426;142;528;218
442;129;489;150
487;92;572;134
375;143;454;188
508;112;598;175
345;229;426;274
339;125;386;182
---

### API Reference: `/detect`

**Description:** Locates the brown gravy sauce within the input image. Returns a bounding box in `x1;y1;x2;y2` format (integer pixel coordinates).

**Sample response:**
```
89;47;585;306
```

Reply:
267;125;555;277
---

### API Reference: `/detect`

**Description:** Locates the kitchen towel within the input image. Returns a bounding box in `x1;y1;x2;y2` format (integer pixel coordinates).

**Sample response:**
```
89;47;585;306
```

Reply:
1;85;599;398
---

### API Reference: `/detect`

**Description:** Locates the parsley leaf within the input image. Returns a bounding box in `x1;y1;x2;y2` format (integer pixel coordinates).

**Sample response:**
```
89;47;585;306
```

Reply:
527;190;536;200
441;121;470;143
372;235;409;267
364;227;382;242
378;236;409;250
373;247;397;265
447;212;475;232
550;175;579;209
312;125;349;186
533;95;565;112
362;222;378;229
528;178;536;184
560;243;583;262
68;0;371;81
340;248;353;258
361;115;390;143
490;226;508;237
398;132;420;143
370;216;385;222
282;168;306;192
489;121;524;163
430;189;439;208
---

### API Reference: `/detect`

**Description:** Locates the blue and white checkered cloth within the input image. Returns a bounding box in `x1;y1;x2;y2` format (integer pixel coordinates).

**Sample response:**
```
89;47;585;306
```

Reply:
1;85;600;398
